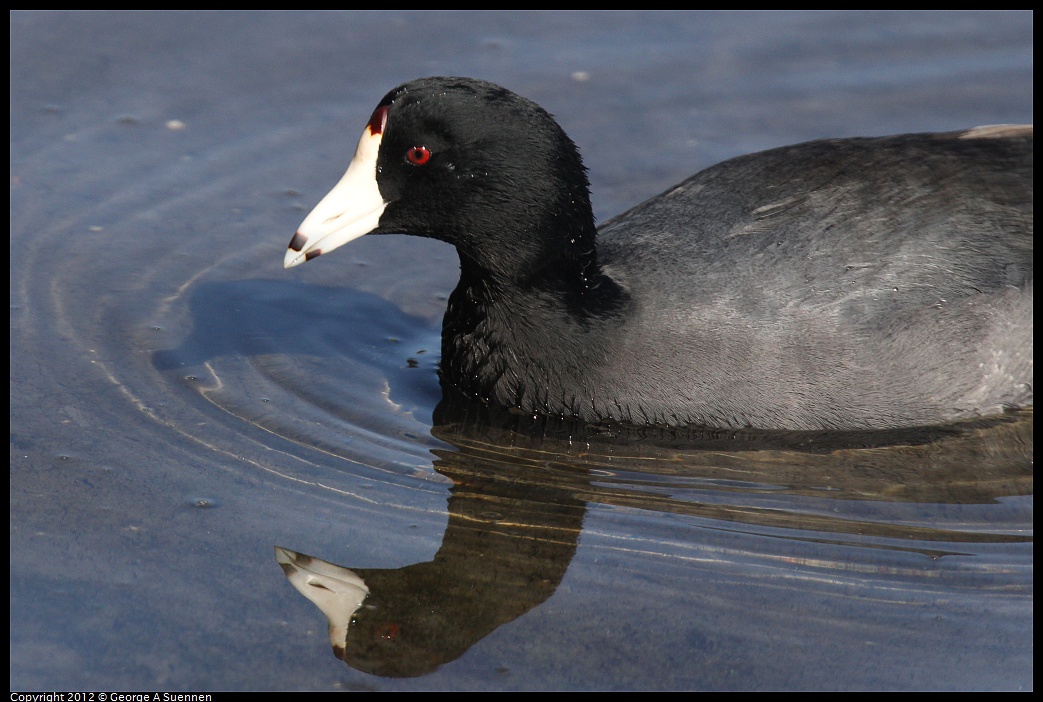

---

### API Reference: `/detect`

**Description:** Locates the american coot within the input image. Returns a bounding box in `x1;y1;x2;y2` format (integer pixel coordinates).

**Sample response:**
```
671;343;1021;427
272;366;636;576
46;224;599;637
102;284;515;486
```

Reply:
285;77;1032;431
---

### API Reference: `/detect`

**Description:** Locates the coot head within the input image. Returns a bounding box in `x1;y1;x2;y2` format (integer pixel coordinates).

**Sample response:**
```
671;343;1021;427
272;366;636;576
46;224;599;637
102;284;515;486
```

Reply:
286;77;598;291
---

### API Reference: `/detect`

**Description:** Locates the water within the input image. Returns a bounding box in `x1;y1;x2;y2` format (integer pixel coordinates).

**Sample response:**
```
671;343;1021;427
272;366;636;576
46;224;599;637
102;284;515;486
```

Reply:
10;11;1032;691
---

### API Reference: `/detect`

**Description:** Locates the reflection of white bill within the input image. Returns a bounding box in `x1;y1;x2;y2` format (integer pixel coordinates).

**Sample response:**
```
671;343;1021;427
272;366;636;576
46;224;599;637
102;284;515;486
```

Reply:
275;546;369;655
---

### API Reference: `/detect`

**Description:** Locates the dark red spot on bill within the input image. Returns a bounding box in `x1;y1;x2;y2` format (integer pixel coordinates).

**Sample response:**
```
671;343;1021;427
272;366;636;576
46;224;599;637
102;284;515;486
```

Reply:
368;105;388;135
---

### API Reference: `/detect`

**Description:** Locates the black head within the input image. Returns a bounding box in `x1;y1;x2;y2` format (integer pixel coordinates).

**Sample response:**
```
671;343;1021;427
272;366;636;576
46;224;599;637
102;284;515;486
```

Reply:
286;77;598;287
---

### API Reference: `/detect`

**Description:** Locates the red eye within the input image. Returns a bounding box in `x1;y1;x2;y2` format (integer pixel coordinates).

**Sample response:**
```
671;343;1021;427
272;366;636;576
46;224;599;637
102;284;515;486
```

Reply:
405;146;432;166
375;622;400;640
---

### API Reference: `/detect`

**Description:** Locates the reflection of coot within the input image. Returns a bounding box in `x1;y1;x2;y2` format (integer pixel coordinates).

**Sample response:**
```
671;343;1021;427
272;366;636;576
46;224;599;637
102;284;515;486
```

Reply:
277;447;586;678
276;402;1030;677
285;77;1032;431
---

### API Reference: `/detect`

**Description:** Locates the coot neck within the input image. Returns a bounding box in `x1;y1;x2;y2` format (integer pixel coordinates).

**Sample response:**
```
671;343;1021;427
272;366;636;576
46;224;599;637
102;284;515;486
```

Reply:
454;214;615;316
439;229;628;410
